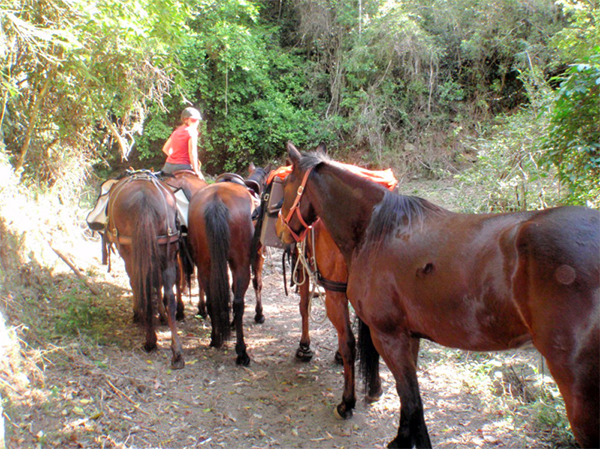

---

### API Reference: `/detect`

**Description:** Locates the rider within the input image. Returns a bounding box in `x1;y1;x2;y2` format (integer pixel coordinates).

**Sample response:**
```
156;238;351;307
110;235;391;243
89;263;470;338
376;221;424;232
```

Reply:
161;107;205;179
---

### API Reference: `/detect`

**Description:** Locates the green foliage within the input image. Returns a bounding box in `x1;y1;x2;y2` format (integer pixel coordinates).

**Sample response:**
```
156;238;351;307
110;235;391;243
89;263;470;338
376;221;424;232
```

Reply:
541;52;600;207
1;0;189;185
1;0;588;182
54;292;110;341
523;379;578;448
456;69;561;212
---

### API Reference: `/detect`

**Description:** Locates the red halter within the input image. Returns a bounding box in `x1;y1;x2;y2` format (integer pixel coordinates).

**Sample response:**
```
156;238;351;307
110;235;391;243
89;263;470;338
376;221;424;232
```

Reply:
279;167;320;243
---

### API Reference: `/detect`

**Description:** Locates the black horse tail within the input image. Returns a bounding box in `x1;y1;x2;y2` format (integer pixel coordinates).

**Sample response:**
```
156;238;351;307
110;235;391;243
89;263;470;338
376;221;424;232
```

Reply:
178;230;195;294
204;198;232;346
131;196;161;350
357;317;380;396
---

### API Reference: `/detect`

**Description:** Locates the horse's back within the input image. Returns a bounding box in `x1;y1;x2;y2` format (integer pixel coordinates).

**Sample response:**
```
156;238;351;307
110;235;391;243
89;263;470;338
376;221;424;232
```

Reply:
188;182;254;262
512;205;599;447
109;177;177;233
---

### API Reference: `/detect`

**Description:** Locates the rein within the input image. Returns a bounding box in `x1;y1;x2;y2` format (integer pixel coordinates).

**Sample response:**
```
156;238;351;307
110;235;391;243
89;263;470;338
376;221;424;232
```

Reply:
292;227;348;325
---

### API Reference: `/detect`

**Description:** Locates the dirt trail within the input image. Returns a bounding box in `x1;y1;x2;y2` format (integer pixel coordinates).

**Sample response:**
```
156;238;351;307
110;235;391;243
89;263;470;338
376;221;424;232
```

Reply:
9;232;556;449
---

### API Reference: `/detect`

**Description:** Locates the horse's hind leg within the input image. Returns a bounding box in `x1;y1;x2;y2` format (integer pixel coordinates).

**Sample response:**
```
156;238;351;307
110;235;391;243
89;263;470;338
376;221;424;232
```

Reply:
231;265;251;366
175;256;185;321
327;291;357;420
163;262;185;369
513;217;599;448
252;245;265;324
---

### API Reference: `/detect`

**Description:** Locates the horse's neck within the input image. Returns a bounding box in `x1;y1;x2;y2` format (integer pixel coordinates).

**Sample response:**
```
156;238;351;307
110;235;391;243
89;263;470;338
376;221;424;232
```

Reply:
308;164;384;262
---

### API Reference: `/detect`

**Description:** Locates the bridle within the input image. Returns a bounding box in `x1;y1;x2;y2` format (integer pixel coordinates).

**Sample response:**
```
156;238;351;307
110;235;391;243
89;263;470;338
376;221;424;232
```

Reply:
278;167;319;243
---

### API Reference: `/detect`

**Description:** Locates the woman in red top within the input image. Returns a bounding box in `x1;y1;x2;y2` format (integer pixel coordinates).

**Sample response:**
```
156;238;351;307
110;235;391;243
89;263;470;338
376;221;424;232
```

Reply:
161;107;204;179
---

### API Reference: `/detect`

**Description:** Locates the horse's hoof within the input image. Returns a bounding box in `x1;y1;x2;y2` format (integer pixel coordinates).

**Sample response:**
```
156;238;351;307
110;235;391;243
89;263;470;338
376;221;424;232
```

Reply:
334;350;343;365
171;355;185;370
366;387;383;403
143;342;157;353
236;353;251;366
295;345;314;362
176;312;185;321
210;339;223;349
254;314;265;324
197;309;207;319
333;403;353;420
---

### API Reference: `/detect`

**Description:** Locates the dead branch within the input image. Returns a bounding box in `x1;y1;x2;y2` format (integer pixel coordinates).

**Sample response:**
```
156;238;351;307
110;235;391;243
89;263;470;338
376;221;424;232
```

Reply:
49;245;101;296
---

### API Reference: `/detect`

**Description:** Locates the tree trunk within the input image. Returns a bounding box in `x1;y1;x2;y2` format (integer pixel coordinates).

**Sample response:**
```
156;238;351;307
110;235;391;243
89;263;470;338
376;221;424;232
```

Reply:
14;74;52;172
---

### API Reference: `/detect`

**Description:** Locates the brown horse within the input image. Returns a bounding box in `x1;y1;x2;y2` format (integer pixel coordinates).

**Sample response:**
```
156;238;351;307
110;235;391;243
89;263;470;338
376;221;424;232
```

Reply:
160;170;208;318
106;171;184;369
258;167;384;419
293;221;384;419
276;143;600;448
185;165;270;366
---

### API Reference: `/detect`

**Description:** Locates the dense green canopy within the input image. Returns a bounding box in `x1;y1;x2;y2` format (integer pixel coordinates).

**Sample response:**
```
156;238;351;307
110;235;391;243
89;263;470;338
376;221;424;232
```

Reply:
1;0;598;206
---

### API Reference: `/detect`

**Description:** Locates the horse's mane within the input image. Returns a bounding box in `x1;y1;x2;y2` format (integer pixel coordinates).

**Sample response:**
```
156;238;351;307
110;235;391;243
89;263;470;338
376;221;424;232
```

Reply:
299;151;330;172
365;189;444;247
299;150;442;246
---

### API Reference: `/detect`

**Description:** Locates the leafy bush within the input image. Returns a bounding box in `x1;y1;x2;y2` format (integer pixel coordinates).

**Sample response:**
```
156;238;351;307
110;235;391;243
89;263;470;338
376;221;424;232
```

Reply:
456;72;561;212
541;52;600;207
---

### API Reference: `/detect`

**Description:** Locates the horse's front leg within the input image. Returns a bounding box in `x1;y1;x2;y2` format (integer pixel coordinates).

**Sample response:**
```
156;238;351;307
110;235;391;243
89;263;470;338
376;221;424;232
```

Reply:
326;291;357;420
232;268;251;366
252;245;265;324
163;263;185;369
295;266;314;361
371;331;430;448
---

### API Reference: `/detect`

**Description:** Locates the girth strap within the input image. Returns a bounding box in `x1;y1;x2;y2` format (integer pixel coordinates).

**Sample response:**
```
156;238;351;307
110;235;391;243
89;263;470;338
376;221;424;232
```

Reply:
106;229;180;246
316;271;347;293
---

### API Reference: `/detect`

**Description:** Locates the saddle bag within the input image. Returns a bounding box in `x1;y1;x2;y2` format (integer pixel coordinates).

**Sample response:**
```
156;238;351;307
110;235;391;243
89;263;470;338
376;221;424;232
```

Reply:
86;179;118;231
259;176;285;248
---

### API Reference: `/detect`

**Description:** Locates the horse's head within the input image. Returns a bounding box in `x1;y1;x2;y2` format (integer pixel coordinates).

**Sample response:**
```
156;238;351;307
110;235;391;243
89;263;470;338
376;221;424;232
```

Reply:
275;142;324;244
246;162;272;196
163;170;207;200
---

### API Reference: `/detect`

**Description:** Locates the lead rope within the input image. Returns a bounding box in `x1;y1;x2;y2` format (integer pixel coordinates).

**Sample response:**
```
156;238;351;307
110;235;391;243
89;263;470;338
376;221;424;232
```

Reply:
292;228;328;324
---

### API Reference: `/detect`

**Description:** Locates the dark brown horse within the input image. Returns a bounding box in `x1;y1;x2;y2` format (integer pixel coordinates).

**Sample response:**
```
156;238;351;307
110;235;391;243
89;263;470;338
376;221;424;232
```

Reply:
185;165;270;366
106;171;184;369
276;142;599;449
160;170;208;318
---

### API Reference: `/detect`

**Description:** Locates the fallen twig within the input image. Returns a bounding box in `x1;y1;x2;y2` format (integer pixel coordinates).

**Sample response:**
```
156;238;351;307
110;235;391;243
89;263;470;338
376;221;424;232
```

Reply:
105;379;150;415
49;244;101;295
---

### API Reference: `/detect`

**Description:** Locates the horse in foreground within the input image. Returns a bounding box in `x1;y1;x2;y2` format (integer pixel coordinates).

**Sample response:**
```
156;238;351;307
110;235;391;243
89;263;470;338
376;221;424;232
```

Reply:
276;142;599;448
185;165;270;366
106;171;184;369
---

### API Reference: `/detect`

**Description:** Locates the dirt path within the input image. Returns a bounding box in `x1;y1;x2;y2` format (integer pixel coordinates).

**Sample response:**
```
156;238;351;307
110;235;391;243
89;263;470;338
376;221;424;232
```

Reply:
9;232;561;449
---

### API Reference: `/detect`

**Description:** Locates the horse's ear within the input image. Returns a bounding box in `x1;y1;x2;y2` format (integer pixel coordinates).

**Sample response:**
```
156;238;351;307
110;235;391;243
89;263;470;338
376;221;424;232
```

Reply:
316;142;327;155
248;162;256;174
287;141;301;165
